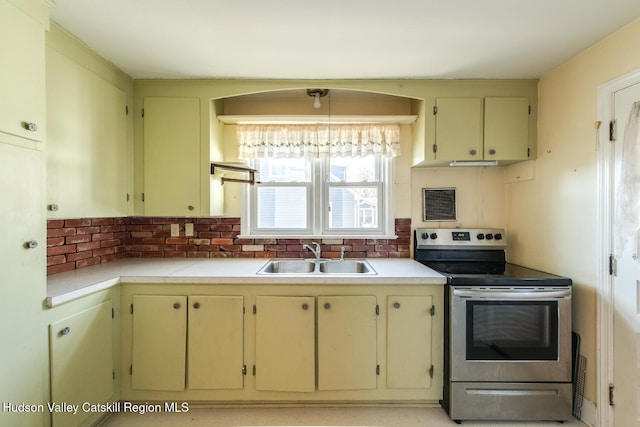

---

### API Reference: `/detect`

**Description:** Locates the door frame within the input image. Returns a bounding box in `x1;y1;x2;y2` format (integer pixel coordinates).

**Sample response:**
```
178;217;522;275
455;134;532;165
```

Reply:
596;67;640;427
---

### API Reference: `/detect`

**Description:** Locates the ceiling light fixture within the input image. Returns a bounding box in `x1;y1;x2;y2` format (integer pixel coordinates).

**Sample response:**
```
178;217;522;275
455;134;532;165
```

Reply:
307;89;329;109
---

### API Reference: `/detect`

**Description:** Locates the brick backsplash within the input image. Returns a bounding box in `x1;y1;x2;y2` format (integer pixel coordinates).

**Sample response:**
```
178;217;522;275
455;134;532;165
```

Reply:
47;217;411;275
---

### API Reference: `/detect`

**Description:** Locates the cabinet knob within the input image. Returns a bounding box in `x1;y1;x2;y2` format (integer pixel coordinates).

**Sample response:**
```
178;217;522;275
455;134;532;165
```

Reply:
324;302;331;310
301;303;309;311
22;122;38;132
25;240;38;249
193;302;200;309
188;205;195;211
60;327;71;336
393;302;401;309
469;149;477;155
173;303;181;309
488;148;496;155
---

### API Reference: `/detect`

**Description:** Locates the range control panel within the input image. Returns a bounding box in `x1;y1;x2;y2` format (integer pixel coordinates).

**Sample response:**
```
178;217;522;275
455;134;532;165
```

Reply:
415;228;507;249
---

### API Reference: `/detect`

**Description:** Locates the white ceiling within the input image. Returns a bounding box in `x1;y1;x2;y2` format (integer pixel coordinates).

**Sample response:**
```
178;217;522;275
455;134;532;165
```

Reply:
50;0;640;80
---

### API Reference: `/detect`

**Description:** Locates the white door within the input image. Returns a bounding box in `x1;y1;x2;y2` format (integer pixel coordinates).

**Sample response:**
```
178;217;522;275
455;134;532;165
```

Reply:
612;81;640;425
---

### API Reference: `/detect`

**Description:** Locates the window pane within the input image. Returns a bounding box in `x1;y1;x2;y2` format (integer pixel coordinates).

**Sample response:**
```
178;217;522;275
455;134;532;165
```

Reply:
257;186;307;229
329;155;378;182
328;187;378;229
256;158;308;182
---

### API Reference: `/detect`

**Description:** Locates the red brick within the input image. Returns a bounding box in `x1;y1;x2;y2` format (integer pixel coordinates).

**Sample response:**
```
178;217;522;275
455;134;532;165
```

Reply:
219;245;241;252
187;252;210;258
65;218;92;227
66;234;91;244
165;252;187;258
47;262;76;275
76;258;100;269
48;228;77;238
101;239;121;248
77;241;101;252
101;253;123;263
76;226;101;235
92;233;115;241
255;251;277;258
47;237;65;247
67;251;94;262
47;220;65;229
48;245;76;256
166;237;188;244
210;252;234;258
211;238;234;245
188;238;210;246
92;218;115;226
93;247;118;257
47;255;67;266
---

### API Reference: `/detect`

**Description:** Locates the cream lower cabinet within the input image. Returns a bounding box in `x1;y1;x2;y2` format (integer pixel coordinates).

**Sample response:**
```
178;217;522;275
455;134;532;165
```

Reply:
188;295;245;390
131;295;187;391
122;284;443;402
387;295;434;389
49;300;114;427
255;295;378;392
317;296;378;391
131;294;244;391
255;296;316;392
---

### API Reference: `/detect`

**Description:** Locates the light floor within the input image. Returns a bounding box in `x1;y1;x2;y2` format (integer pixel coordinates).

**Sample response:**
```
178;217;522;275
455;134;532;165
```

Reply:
100;406;587;427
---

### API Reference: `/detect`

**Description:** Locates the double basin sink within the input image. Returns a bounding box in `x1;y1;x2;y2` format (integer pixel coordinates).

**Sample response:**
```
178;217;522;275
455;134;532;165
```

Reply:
257;258;376;275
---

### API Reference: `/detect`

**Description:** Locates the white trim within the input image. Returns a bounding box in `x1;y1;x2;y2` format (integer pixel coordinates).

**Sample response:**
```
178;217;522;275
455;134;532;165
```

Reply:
218;114;418;125
596;67;640;427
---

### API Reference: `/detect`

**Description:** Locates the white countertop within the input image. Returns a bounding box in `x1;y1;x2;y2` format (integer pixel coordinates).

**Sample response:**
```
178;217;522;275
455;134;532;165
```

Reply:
46;258;445;307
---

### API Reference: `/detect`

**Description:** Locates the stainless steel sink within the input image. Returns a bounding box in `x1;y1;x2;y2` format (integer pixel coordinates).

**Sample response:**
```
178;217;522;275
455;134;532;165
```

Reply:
257;259;376;275
318;260;374;274
257;259;316;274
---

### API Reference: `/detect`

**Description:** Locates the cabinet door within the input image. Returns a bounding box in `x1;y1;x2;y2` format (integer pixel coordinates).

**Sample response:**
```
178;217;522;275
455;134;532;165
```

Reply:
255;296;315;392
317;296;377;391
0;142;45;427
484;97;530;161
387;296;433;389
143;97;200;216
434;98;483;161
49;301;113;427
188;296;244;390
46;49;128;218
131;295;187;391
0;1;45;142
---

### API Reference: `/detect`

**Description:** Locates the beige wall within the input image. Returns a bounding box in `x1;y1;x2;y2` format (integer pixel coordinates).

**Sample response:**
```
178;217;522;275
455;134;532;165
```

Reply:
507;17;640;403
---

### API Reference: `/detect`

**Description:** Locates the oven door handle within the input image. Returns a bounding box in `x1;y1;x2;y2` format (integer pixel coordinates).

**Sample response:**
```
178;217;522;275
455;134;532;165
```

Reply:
453;289;571;299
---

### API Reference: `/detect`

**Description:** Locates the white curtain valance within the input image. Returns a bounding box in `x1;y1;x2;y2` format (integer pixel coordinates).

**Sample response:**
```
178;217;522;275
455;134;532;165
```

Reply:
237;123;401;160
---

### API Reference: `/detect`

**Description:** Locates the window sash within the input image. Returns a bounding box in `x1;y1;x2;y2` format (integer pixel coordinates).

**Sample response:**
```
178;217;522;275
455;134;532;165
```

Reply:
246;157;393;237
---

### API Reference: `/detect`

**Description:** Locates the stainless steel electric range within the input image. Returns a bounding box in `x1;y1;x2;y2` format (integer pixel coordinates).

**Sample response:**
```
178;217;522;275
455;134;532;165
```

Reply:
414;228;573;424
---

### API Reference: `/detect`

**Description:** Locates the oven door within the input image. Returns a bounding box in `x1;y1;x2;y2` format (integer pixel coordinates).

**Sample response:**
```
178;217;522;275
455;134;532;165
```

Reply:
450;286;572;382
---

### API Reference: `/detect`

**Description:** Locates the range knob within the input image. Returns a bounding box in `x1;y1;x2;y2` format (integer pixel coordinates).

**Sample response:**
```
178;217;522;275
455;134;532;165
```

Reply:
486;233;494;240
430;233;438;240
477;233;485;240
421;232;430;239
494;233;503;240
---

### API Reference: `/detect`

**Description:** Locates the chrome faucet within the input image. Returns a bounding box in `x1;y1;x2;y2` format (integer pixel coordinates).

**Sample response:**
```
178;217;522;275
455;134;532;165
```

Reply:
303;241;322;259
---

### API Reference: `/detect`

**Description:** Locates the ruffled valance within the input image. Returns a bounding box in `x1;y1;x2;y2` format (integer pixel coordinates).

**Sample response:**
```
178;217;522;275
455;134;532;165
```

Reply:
237;123;401;159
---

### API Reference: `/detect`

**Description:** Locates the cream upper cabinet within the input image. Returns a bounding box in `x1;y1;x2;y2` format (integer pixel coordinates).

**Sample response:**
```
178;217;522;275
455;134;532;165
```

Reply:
46;49;129;218
427;96;531;165
387;296;434;389
255;296;316;392
483;97;530;161
433;98;483;161
188;295;245;390
49;300;113;427
131;295;187;391
317;296;378;391
0;0;45;143
143;97;200;216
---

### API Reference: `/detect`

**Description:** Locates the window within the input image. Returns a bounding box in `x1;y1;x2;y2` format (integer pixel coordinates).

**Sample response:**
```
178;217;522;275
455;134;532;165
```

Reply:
244;155;394;237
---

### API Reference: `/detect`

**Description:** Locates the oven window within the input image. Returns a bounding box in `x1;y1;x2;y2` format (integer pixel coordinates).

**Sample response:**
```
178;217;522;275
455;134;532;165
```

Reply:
466;301;558;360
